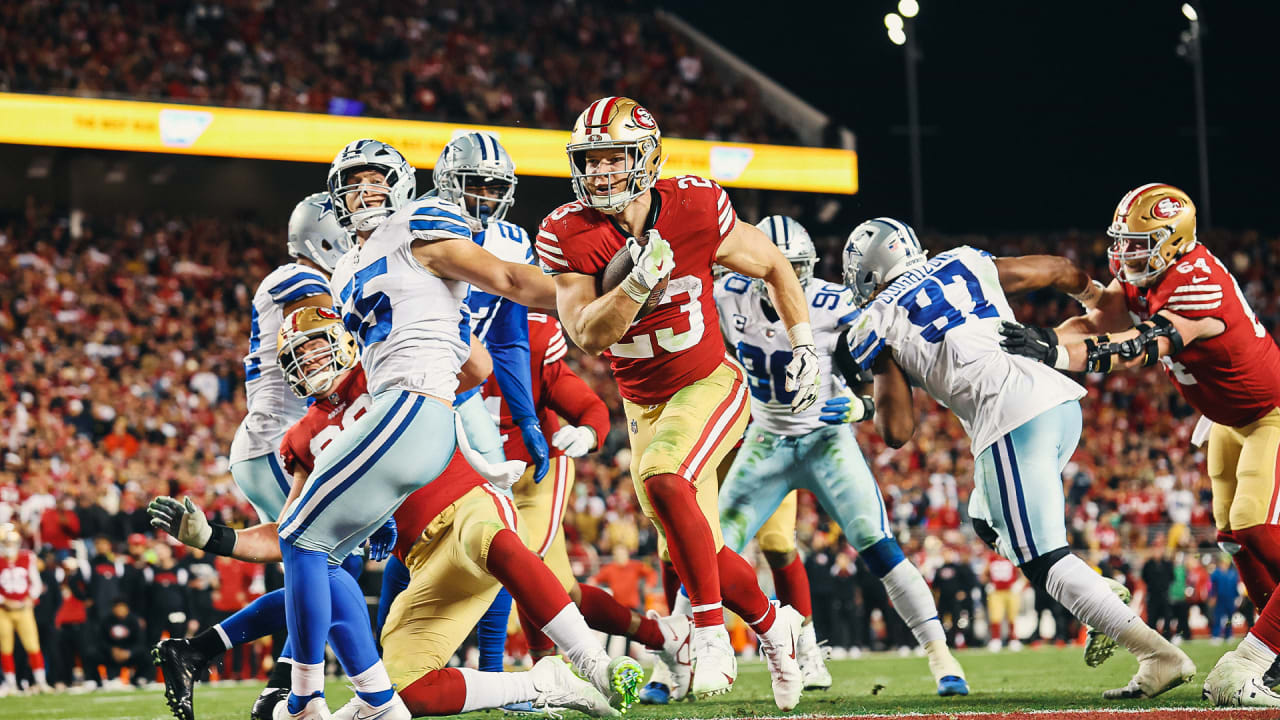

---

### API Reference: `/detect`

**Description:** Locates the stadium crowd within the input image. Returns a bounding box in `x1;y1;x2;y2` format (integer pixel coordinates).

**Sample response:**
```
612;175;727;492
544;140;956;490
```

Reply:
0;0;798;145
1;201;1271;688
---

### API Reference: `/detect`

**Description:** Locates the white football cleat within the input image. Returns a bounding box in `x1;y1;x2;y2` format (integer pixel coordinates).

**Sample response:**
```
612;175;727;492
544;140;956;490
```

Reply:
1103;643;1195;700
530;656;619;718
652;610;693;700
274;695;333;720
757;603;804;711
331;691;410;720
1204;649;1280;707
796;622;832;691
690;624;737;698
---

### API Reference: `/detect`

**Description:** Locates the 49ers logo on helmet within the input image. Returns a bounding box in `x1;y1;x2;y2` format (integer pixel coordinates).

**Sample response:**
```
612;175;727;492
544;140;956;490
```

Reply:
1152;197;1183;219
632;106;656;130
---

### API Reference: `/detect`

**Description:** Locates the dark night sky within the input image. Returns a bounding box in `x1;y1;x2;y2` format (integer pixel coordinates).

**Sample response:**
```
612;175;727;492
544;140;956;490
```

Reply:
675;1;1279;235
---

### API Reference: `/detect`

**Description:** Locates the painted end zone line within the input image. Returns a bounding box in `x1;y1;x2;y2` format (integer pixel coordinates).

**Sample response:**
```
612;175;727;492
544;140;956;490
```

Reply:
702;709;1280;720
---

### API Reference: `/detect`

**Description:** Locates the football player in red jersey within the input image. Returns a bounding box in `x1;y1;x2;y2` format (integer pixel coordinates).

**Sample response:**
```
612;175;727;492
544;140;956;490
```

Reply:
483;312;694;697
536;96;817;708
1000;183;1280;707
0;524;51;695
150;308;635;719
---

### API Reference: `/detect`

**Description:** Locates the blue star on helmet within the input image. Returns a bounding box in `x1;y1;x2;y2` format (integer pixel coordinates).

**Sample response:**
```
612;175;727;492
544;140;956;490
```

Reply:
309;196;335;220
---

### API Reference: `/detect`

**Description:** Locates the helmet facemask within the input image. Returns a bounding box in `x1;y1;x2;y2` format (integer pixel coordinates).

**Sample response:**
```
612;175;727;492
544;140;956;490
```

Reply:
327;139;417;234
278;312;358;398
441;172;516;227
568;139;663;215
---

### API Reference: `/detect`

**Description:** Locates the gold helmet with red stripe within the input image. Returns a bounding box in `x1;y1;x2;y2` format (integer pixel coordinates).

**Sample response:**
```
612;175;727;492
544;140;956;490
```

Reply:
567;97;664;215
1106;183;1197;287
277;306;358;398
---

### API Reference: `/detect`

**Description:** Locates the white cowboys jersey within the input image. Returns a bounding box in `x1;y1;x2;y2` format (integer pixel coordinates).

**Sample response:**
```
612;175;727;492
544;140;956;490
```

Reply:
229;262;331;465
842;245;1084;455
467;219;535;344
332;197;473;398
716;274;861;435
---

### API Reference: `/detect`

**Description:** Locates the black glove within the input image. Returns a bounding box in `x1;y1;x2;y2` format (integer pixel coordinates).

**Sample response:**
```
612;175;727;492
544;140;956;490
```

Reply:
998;321;1060;367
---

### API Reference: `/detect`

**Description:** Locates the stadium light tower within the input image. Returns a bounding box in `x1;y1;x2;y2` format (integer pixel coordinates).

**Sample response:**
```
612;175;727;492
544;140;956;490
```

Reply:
886;1;923;229
1177;2;1210;229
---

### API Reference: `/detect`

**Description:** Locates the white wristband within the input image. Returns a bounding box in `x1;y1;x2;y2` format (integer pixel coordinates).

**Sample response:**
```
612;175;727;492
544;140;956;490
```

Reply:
787;322;814;348
1053;345;1071;370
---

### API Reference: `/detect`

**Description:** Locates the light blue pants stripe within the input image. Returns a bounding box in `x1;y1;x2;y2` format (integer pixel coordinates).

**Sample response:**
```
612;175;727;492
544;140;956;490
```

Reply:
230;452;291;523
969;400;1082;564
719;424;890;554
279;390;457;562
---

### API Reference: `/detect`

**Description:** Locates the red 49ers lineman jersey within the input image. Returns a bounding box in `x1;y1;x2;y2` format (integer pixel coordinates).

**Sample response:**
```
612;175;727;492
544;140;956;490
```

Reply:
536;176;736;405
1121;243;1280;428
483;313;611;463
279;365;493;564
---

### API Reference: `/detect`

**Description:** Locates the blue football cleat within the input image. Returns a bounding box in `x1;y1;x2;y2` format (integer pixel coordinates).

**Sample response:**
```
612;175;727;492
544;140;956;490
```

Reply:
937;675;970;696
638;681;671;705
502;701;545;715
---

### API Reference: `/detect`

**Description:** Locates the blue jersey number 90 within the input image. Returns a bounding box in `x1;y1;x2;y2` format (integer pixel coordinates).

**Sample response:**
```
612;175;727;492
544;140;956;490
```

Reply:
736;342;795;405
339;257;393;346
896;260;997;343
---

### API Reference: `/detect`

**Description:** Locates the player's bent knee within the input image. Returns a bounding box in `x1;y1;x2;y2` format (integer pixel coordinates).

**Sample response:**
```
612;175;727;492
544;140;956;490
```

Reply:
762;548;796;569
972;518;1001;552
462;520;508;571
860;537;906;578
1019;546;1070;590
643;472;690;509
757;529;795;556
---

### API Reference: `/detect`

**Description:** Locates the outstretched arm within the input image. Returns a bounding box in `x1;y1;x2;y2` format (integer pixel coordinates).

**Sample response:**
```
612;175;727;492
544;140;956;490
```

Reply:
872;351;916;449
414;237;557;309
147;496;283;564
1001;309;1224;374
993;255;1132;340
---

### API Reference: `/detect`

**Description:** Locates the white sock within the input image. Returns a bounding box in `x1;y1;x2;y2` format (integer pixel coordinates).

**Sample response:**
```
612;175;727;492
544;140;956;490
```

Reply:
673;590;693;617
3;671;14;687
1044;553;1138;640
33;668;46;686
882;559;946;646
1240;633;1279;670
349;660;393;695
459;668;536;712
290;660;325;698
213;624;234;651
541;603;607;683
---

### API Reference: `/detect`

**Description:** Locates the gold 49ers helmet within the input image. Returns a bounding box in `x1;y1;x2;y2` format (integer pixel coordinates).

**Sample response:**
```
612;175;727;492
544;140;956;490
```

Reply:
277;307;358;398
1106;183;1198;286
567;96;665;215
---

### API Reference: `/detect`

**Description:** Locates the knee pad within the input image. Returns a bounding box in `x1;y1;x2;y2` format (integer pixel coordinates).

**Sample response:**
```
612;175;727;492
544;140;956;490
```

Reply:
860;537;906;578
972;518;1001;553
757;530;796;557
1019;546;1070;590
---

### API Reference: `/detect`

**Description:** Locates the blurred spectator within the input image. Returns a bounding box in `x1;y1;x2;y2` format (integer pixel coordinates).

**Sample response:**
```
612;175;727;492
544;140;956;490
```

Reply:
1209;555;1240;643
39;497;80;559
53;557;94;688
934;547;979;649
590;545;656;612
1142;548;1175;639
100;598;146;687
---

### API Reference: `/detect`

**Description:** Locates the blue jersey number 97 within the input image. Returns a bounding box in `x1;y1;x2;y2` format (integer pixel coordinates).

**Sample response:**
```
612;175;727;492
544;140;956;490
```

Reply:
339;257;393;347
896;259;997;343
736;342;795;405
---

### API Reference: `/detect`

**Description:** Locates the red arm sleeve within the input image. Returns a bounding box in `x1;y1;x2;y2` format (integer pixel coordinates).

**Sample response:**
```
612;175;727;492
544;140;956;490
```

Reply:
543;361;611;443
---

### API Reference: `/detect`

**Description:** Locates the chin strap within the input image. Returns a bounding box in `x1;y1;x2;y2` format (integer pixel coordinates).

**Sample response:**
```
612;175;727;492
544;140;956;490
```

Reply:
1083;314;1185;373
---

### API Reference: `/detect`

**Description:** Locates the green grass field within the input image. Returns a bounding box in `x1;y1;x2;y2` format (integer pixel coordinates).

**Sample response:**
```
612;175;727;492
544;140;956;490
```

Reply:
4;640;1277;720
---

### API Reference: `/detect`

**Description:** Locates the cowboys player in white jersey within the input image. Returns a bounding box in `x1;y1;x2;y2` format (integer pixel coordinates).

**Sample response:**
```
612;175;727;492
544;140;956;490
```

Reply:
837;217;1194;700
714;216;968;696
153;193;354;720
273;139;635;720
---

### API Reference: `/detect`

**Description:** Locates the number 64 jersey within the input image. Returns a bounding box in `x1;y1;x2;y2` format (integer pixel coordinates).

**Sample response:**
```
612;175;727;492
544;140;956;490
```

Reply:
843;246;1084;455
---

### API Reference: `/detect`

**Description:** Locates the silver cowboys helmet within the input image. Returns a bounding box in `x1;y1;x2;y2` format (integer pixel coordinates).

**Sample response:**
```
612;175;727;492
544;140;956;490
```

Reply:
756;215;818;288
287;192;352;274
434;133;518;227
327;139;416;233
842;217;928;304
